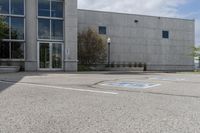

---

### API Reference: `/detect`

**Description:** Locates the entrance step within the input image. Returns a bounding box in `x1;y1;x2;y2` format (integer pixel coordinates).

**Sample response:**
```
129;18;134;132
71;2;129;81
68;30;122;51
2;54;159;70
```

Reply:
0;66;20;73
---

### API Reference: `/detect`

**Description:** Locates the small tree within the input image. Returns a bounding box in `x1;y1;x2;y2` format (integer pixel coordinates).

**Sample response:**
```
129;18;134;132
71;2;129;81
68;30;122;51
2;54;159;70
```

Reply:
78;28;107;65
192;46;200;68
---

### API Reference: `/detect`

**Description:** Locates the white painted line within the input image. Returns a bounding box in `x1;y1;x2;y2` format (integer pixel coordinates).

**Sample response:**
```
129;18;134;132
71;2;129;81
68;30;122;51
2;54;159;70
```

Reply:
0;80;118;95
150;77;185;81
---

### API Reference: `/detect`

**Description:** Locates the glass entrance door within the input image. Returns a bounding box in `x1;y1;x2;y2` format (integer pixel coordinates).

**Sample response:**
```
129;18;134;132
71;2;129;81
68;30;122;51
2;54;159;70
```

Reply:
39;42;63;70
40;43;50;69
52;43;62;69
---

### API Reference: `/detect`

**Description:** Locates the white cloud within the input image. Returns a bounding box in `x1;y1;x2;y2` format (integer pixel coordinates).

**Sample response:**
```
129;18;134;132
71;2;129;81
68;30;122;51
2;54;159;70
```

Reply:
78;0;199;45
78;0;187;17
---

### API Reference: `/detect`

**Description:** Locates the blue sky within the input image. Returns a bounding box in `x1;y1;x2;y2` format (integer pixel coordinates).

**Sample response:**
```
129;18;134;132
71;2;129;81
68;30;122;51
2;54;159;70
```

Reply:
78;0;200;45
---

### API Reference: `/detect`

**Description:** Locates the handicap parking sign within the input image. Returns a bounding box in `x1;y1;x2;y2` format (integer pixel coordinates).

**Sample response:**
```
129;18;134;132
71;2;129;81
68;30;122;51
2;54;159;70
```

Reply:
102;82;160;89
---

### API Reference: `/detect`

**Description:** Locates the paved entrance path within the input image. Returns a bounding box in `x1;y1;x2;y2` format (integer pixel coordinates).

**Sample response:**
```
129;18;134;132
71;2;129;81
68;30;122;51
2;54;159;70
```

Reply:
1;72;200;133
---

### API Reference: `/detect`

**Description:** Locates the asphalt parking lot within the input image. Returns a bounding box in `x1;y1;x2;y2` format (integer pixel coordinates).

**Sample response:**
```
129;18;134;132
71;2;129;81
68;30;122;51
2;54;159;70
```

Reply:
1;72;200;133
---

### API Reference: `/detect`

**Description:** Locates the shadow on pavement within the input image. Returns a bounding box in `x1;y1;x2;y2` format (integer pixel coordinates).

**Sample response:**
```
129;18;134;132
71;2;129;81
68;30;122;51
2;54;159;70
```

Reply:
0;72;47;93
72;71;172;75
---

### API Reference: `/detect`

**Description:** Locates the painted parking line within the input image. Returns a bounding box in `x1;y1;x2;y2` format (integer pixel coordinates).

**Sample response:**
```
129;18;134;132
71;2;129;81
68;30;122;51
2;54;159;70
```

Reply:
0;80;118;95
149;77;185;81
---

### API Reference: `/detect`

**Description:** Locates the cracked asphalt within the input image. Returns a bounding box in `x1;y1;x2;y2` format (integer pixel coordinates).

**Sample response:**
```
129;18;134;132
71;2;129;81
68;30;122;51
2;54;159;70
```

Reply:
1;72;200;133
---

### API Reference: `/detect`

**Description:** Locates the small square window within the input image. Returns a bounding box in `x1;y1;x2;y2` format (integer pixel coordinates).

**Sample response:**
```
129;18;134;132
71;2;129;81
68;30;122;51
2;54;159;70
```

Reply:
99;26;107;35
162;31;169;39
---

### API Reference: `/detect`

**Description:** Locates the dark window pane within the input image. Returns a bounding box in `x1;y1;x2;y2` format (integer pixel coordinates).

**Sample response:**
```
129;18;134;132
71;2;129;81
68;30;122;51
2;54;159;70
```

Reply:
0;16;9;39
0;42;10;58
11;42;24;59
40;43;50;68
11;17;24;40
0;0;9;14
51;1;63;18
99;26;107;35
162;31;169;39
38;0;50;17
38;19;50;39
51;20;63;40
11;0;24;15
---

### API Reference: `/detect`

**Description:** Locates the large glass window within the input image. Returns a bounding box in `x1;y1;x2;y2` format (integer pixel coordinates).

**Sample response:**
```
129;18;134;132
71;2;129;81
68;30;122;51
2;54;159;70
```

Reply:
0;0;24;15
0;0;25;59
11;17;24;40
38;0;63;18
0;17;9;39
51;1;63;18
51;20;63;40
0;42;24;59
11;0;24;15
11;42;24;59
38;0;50;17
0;0;9;14
38;0;64;40
0;42;10;58
38;19;50;39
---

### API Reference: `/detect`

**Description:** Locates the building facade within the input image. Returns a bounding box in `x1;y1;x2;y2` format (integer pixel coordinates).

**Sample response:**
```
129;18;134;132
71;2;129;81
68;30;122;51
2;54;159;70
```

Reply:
0;0;77;71
0;0;195;71
78;10;195;71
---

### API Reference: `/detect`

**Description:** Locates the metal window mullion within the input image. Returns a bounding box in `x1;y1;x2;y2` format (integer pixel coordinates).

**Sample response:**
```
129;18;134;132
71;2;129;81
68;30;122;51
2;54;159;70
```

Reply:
9;16;11;40
9;42;11;59
49;0;51;18
37;16;63;20
49;0;51;39
23;0;25;16
9;0;11;14
50;0;52;40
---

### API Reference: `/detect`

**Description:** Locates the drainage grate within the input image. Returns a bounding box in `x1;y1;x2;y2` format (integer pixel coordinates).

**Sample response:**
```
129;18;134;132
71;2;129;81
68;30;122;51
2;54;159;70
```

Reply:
101;82;160;89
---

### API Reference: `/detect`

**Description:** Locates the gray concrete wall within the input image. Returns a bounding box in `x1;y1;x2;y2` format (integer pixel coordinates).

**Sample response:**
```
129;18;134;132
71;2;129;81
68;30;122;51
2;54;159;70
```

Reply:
25;0;38;71
78;9;195;71
64;0;78;71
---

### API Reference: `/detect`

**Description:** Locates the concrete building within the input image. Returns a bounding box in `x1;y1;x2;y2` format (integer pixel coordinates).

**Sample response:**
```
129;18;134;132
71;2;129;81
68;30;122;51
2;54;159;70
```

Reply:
0;0;77;71
0;0;195;71
78;10;195;71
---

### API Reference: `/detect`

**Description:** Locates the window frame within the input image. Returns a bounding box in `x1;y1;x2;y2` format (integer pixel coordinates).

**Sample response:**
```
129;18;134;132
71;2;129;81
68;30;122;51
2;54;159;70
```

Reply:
10;0;25;15
0;0;25;60
0;0;9;14
0;0;25;16
37;0;64;42
51;19;64;40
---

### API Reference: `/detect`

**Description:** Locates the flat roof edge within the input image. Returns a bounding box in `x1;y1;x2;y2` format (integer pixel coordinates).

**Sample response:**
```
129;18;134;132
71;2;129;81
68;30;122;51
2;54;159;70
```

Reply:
78;9;195;22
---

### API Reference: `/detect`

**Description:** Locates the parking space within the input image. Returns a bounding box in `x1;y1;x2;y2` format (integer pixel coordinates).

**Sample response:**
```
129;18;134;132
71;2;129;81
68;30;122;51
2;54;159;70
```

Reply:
1;72;200;133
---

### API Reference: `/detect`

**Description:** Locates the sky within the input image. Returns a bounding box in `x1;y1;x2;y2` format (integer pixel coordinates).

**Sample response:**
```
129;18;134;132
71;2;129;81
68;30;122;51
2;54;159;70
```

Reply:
78;0;200;45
